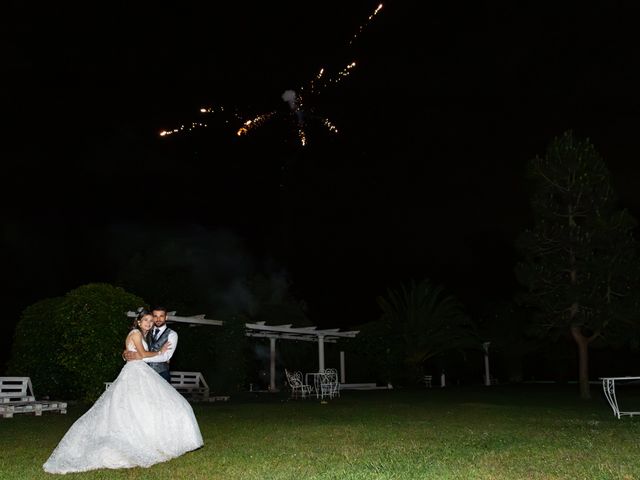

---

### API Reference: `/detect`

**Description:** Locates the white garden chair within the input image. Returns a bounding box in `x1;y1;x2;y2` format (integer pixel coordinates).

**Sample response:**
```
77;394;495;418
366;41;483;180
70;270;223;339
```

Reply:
326;368;340;398
285;369;312;399
319;368;340;399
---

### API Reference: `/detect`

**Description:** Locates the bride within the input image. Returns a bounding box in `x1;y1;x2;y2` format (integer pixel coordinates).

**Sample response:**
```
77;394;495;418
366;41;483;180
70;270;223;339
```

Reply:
43;309;204;474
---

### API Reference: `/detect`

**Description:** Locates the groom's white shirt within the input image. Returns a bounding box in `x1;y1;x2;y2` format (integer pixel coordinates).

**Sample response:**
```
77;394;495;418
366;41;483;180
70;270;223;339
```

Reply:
144;325;178;363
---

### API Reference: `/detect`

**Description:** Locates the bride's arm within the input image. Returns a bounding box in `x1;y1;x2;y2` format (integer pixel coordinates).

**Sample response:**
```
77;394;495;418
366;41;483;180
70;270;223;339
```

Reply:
128;331;171;359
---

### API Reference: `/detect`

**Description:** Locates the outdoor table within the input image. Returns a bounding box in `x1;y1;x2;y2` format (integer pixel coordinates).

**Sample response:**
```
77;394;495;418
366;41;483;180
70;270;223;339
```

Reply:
305;373;323;398
600;376;640;419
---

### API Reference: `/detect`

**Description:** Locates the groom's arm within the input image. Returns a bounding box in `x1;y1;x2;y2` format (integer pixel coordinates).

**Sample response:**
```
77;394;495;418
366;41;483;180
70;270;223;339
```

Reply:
144;331;178;363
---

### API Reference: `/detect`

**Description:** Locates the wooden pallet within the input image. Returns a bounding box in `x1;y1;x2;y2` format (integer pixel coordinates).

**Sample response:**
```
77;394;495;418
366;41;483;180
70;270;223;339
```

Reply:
0;377;67;419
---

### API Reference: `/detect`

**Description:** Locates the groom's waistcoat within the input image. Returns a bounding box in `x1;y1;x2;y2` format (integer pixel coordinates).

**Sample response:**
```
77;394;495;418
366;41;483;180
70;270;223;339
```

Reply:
147;327;174;375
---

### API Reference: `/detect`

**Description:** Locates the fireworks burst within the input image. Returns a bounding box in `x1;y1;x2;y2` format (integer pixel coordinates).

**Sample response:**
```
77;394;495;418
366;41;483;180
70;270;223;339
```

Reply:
158;3;383;147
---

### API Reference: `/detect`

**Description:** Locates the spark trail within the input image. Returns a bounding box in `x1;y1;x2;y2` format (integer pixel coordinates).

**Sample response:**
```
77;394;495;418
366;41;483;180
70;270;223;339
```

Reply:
158;3;384;147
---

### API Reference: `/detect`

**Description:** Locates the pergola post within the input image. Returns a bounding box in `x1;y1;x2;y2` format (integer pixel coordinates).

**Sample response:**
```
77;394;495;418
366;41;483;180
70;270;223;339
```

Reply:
269;337;277;391
482;341;491;386
340;351;346;383
243;322;359;384
318;335;325;372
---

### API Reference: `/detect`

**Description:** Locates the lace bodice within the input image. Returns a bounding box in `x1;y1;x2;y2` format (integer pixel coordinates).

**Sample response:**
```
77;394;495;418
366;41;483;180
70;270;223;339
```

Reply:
126;330;148;353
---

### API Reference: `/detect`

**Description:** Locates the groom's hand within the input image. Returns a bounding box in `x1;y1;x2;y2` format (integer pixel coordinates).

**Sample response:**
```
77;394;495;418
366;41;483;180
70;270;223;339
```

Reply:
123;350;142;361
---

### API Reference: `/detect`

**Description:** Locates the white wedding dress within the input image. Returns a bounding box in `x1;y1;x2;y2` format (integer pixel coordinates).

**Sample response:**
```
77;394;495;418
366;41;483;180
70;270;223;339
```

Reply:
43;330;203;474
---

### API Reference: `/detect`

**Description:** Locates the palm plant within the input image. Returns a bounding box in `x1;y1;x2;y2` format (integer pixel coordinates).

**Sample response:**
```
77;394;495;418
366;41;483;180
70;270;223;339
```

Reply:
377;279;477;380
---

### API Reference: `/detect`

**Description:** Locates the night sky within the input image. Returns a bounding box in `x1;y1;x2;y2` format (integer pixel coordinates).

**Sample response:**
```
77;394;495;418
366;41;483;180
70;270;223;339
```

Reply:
4;1;640;366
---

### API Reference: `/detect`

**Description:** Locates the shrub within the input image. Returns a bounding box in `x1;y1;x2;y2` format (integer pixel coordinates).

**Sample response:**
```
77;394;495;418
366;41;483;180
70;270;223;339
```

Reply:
210;314;250;394
7;297;69;398
7;283;145;401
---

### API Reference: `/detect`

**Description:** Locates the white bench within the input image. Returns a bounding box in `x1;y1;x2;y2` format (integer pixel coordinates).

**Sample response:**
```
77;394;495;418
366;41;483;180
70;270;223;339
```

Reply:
170;371;210;400
0;377;67;419
105;371;224;402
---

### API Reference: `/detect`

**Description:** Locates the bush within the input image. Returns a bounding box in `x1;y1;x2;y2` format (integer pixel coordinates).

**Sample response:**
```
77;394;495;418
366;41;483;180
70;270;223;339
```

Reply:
210;314;250;394
7;297;69;398
160;312;249;395
169;322;218;391
7;283;145;401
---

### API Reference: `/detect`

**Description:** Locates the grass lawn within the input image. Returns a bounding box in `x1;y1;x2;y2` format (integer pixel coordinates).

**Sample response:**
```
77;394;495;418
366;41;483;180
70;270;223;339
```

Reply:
2;385;640;479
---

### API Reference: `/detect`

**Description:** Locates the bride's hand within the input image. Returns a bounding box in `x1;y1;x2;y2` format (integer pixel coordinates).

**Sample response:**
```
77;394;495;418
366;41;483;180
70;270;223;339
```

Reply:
160;342;171;353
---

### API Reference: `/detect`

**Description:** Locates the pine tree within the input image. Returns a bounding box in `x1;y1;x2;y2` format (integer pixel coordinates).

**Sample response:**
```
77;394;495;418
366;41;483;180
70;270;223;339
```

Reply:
516;131;639;399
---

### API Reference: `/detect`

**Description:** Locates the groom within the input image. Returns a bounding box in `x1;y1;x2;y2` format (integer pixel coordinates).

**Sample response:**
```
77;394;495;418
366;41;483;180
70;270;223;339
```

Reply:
126;305;178;382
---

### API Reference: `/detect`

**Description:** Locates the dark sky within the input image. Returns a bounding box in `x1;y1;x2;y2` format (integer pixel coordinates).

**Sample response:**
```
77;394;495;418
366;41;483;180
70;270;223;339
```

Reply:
3;1;640;358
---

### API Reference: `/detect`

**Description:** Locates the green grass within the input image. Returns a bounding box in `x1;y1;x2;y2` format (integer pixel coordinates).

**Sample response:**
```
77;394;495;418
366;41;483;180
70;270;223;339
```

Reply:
2;386;640;479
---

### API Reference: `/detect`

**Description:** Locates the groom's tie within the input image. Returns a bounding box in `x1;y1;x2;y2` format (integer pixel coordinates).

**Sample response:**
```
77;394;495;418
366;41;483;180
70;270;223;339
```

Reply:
153;328;160;342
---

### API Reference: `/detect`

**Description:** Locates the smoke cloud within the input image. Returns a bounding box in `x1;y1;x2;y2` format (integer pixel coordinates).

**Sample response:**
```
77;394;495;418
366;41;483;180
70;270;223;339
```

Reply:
281;90;297;110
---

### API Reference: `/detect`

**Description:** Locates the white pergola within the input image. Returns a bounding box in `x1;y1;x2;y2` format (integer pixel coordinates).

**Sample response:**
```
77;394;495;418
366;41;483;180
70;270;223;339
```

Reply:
245;321;359;391
126;312;359;391
126;311;223;326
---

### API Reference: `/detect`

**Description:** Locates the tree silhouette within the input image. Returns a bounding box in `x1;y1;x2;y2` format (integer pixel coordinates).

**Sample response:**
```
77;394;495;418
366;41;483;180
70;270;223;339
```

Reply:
516;131;640;399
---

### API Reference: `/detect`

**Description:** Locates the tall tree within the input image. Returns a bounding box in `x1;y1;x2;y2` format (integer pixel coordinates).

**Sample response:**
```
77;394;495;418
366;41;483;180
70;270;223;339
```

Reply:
516;131;640;399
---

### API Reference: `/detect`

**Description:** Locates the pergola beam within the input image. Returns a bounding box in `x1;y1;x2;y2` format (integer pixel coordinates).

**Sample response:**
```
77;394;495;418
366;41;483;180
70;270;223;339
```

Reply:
126;313;358;338
126;311;223;326
126;312;359;390
246;332;337;343
246;321;359;339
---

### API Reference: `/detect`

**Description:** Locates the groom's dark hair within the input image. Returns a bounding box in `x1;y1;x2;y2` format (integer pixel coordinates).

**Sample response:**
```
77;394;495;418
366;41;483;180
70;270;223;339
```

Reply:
150;305;168;314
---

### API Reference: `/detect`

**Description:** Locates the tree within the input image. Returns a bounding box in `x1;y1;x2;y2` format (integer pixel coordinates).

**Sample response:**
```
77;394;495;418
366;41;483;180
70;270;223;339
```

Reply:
7;297;67;397
355;279;476;385
516;131;640;399
8;284;145;401
170;312;250;395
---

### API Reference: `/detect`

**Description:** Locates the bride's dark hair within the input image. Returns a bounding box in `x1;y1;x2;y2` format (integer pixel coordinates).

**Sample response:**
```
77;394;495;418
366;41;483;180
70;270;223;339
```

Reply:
131;307;151;330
